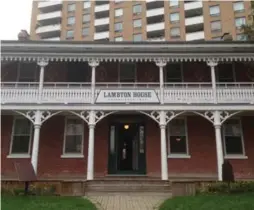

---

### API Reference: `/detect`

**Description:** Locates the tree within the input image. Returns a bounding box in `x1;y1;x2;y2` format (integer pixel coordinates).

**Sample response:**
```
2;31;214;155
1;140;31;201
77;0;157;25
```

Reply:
242;1;254;40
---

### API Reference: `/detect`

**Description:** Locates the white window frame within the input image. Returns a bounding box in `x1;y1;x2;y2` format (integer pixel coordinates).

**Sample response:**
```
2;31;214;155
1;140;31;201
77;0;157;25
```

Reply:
67;3;76;12
235;17;246;29
115;8;123;17
233;1;245;12
82;27;89;37
83;1;91;9
66;30;74;39
170;27;180;38
7;117;33;158
222;118;247;159
114;22;123;32
133;19;142;28
133;4;142;15
133;33;142;42
170;12;180;23
115;36;123;41
167;117;190;158
83;14;91;23
67;16;75;25
211;20;222;32
169;0;179;8
209;5;220;16
61;116;84;158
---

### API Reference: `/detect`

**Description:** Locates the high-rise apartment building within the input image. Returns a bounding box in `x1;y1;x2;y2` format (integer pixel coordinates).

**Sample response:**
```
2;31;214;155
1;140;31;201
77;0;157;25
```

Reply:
30;0;251;41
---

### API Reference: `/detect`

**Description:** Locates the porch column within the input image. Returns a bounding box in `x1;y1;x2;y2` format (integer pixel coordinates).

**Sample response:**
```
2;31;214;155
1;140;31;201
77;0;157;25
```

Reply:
156;60;167;104
37;60;48;102
88;60;99;104
87;111;96;180
31;110;42;174
207;60;218;103
213;111;223;181
159;111;168;180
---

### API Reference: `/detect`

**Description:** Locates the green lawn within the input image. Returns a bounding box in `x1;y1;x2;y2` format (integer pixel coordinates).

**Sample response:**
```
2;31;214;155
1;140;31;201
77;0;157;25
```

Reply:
1;196;97;210
160;193;254;210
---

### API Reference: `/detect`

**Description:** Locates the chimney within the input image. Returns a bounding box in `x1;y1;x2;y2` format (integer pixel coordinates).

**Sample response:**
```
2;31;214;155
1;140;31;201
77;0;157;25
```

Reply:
18;30;30;41
221;33;233;41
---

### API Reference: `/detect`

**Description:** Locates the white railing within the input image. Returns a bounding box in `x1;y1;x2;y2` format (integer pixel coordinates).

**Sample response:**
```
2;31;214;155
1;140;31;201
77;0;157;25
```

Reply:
186;31;205;41
185;16;204;26
36;24;61;34
1;82;254;105
37;11;62;21
38;1;62;8
184;1;203;10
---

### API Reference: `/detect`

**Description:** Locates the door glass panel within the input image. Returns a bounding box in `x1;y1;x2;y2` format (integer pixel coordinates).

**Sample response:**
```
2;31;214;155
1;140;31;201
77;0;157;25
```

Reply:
139;126;144;153
110;126;115;153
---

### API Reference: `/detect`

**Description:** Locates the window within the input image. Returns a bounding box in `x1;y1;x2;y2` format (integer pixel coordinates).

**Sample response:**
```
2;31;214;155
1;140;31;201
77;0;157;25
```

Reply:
133;33;142;41
115;22;123;32
168;118;188;155
67;3;75;12
217;63;235;82
212;36;222;41
236;34;248;41
63;118;84;155
9;118;32;155
83;1;91;9
233;1;244;12
66;30;74;39
211;21;222;32
170;12;180;23
133;19;142;28
82;27;89;37
133;4;142;15
169;0;179;7
83;14;90;23
115;0;123;3
115;8;123;17
223;119;244;156
235;17;246;28
166;63;182;83
115;36;123;41
209;5;220;16
67;16;75;25
170;27;180;38
119;63;136;82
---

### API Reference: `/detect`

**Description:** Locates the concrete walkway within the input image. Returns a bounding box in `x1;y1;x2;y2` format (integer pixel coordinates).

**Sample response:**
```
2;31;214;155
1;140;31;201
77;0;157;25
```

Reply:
86;193;171;210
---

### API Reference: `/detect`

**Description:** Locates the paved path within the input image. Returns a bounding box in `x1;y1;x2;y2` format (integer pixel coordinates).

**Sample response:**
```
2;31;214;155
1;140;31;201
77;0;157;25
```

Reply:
86;193;171;210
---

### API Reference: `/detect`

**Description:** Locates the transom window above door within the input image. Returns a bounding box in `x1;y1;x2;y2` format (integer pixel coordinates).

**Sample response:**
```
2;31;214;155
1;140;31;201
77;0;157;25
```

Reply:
119;63;136;83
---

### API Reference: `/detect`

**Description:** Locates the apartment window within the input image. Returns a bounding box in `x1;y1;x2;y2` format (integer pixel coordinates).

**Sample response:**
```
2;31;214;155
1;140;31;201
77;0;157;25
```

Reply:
217;63;235;82
211;21;222;32
133;19;142;28
170;27;180;38
114;22;123;32
168;118;188;155
235;17;246;29
115;36;123;41
119;63;136;82
67;16;75;25
233;1;244;13
9;118;32;155
83;14;90;23
170;12;180;23
169;0;179;8
66;30;74;39
63;118;84;155
82;27;89;37
67;3;76;12
115;8;123;17
223;119;244;156
133;4;142;15
166;63;182;83
236;34;248;41
209;5;220;16
133;33;142;42
83;1;91;9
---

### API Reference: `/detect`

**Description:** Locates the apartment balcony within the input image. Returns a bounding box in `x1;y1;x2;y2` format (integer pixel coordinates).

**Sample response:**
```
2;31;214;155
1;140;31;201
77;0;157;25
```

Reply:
184;1;203;10
1;82;254;105
95;17;110;26
95;4;110;13
94;31;109;40
146;37;166;42
37;11;62;26
147;22;165;32
186;31;205;41
146;8;164;18
36;24;61;38
146;0;164;10
185;15;204;26
42;37;61;41
38;1;62;13
95;1;109;6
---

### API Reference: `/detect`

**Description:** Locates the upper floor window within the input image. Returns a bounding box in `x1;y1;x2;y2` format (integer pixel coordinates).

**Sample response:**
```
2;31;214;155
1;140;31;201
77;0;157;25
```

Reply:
9;118;32;156
168;118;188;156
236;34;248;41
133;19;142;28
165;63;182;83
170;27;180;38
63;118;84;156
115;22;123;32
83;14;91;23
67;3;76;12
119;63;136;82
223;119;245;156
115;8;123;17
83;1;91;9
82;27;89;37
133;33;142;41
209;5;220;16
170;12;180;23
115;36;123;41
169;0;179;8
133;4;142;15
66;30;74;39
235;17;246;29
233;1;244;13
211;21;222;32
67;16;75;25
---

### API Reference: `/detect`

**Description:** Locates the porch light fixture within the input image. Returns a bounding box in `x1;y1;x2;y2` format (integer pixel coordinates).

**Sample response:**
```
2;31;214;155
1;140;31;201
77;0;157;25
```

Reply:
124;124;129;130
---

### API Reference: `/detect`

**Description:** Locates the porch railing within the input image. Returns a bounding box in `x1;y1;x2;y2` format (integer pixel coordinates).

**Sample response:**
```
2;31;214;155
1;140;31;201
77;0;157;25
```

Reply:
1;82;254;105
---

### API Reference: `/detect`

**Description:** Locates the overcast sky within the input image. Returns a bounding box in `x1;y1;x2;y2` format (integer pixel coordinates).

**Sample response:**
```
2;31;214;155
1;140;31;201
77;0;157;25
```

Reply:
0;0;33;40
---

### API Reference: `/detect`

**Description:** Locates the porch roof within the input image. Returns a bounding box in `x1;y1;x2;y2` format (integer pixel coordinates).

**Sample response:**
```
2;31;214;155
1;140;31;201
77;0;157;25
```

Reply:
1;40;254;62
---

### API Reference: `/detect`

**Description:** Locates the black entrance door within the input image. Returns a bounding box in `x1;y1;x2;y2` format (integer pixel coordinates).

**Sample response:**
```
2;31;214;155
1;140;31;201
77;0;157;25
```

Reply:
108;123;146;174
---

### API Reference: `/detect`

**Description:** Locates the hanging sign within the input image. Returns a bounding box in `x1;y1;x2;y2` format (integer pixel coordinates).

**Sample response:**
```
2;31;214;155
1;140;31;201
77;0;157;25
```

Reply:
96;89;160;104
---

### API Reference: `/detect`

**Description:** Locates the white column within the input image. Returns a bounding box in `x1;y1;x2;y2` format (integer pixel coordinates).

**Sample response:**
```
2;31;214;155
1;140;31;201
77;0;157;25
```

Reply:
213;111;223;181
88;60;99;104
87;111;96;180
156;60;167;104
37;60;48;102
31;110;42;175
159;111;168;180
207;60;218;103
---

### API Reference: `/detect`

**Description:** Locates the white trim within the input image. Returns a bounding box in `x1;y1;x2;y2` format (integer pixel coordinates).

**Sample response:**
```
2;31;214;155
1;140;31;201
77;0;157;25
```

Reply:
7;154;31;158
60;154;84;158
168;154;191;159
224;155;248;159
62;116;84;156
9;117;33;156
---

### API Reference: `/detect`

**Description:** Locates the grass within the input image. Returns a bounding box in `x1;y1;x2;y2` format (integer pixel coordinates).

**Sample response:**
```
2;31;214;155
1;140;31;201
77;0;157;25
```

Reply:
1;195;97;210
159;193;254;210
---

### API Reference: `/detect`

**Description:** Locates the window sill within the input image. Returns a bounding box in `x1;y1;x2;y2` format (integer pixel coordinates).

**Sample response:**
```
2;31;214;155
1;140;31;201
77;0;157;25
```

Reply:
61;154;84;159
168;154;191;159
225;155;248;160
7;154;30;158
